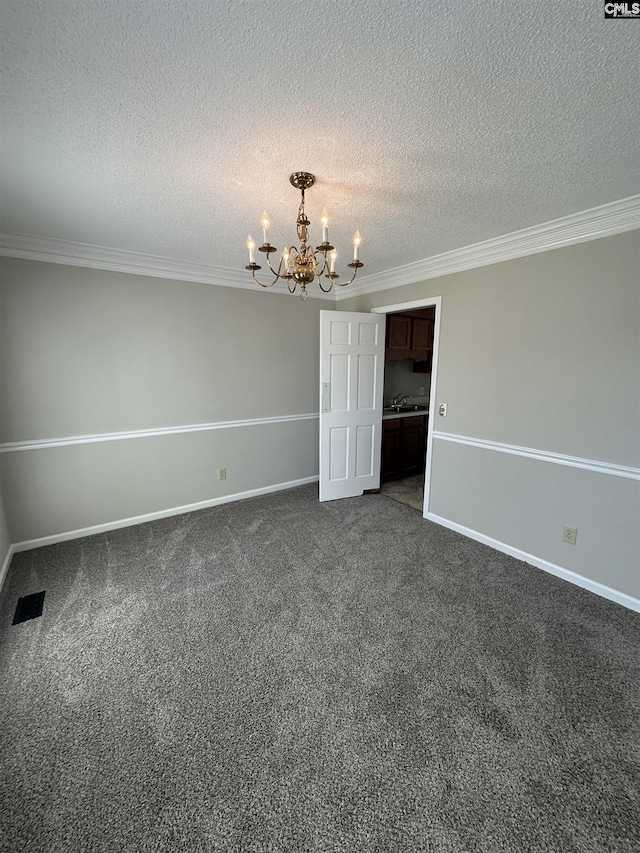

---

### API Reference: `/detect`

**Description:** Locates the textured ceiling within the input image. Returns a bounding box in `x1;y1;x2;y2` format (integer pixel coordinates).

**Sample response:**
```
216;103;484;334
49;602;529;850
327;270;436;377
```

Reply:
1;0;639;281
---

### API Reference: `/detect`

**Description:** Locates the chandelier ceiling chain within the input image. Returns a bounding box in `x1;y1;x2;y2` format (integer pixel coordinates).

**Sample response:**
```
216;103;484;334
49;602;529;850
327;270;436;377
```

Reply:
245;172;363;300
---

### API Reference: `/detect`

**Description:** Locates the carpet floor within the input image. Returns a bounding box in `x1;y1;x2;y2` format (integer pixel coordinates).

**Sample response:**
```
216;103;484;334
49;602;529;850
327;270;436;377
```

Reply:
0;484;638;853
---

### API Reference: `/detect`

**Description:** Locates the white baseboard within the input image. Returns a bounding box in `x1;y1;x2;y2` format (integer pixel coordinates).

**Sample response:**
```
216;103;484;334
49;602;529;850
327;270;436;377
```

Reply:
3;482;637;616
425;512;640;614
6;476;319;561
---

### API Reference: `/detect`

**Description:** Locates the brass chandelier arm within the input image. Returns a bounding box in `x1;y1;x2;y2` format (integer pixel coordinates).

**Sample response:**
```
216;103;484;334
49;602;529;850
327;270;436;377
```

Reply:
264;252;281;277
264;249;288;278
327;260;364;288
333;272;358;287
250;269;281;288
309;250;332;292
260;246;297;290
313;248;329;264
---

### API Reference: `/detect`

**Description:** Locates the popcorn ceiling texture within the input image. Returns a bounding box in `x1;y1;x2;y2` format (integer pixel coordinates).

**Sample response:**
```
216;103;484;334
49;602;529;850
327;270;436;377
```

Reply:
1;0;639;278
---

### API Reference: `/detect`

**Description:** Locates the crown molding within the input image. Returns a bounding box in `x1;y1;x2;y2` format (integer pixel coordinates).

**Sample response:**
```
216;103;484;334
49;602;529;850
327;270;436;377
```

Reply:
2;194;637;302
336;194;640;300
0;233;336;300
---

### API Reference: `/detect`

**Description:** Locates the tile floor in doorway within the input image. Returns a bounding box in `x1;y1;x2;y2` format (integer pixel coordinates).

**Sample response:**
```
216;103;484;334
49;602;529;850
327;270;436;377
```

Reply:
380;474;425;512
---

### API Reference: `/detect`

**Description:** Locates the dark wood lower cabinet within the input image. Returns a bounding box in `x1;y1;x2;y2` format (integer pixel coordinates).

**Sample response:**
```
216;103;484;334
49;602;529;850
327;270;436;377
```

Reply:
381;415;427;482
381;419;402;480
399;418;427;477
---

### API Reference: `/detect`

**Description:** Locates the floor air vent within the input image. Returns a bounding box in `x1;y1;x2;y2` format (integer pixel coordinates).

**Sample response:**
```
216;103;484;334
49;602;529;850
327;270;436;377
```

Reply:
12;591;46;625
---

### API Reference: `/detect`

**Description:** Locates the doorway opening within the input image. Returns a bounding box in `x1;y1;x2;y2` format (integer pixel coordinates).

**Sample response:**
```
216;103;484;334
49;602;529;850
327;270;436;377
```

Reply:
372;296;441;516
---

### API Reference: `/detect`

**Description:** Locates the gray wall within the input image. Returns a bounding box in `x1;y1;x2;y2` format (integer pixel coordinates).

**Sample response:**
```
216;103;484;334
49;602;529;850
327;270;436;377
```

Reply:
0;258;326;542
340;231;640;601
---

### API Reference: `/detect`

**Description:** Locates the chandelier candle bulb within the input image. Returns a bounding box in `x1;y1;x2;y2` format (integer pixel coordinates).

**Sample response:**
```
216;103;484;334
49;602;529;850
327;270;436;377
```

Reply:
261;211;270;244
330;249;337;273
247;235;255;264
321;209;329;243
353;230;362;261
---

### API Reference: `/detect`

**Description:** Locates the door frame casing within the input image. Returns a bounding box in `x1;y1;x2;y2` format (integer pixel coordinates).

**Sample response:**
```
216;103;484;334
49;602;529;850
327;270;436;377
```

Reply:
371;296;442;517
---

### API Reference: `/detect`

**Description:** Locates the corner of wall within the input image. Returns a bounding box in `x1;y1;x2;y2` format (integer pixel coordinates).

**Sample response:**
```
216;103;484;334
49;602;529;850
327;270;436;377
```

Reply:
0;485;14;594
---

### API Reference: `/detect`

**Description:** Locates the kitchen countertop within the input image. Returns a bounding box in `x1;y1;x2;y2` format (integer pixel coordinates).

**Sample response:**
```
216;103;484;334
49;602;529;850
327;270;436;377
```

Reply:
382;409;429;421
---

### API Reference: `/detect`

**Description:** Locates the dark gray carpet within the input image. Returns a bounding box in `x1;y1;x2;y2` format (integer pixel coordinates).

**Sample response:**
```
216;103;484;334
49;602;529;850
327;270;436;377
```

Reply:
0;484;638;853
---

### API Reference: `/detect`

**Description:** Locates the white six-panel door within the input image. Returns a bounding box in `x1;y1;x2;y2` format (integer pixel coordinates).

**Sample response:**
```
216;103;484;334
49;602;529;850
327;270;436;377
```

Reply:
319;311;385;501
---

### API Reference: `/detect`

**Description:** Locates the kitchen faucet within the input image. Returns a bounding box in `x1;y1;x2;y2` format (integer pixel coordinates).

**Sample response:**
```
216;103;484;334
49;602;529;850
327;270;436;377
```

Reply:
392;393;410;407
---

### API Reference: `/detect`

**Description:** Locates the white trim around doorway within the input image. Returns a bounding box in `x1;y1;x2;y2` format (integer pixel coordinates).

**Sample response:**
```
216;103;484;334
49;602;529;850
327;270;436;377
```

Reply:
372;296;442;518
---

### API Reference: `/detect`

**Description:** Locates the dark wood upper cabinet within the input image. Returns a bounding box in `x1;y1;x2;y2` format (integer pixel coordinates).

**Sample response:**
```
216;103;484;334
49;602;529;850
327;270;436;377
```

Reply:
411;318;433;350
386;314;434;362
387;315;412;350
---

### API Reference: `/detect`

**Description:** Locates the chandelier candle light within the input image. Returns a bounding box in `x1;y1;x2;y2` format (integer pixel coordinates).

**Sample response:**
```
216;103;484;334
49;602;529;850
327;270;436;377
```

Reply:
245;172;363;299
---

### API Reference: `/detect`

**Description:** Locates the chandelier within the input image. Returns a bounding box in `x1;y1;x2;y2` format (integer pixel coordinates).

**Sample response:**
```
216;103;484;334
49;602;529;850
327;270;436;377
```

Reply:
245;172;363;299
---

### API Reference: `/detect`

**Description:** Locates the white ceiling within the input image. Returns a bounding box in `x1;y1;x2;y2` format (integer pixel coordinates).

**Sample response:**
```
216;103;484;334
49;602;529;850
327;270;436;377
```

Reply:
1;0;639;285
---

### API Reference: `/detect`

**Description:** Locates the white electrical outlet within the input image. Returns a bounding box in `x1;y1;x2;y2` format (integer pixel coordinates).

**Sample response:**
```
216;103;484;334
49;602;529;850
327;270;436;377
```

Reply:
418;386;425;396
218;468;227;481
562;525;577;545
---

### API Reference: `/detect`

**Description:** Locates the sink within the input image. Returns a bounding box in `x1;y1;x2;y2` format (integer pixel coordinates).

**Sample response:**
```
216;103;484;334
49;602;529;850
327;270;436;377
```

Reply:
386;404;428;412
